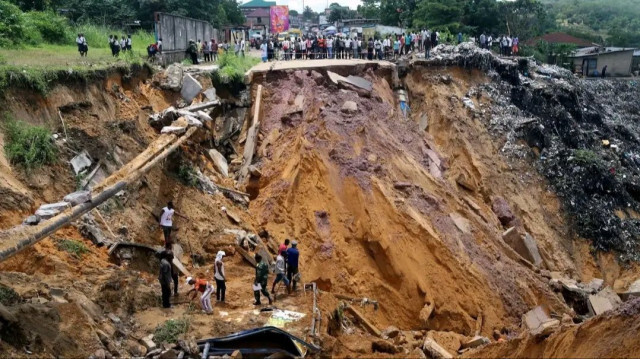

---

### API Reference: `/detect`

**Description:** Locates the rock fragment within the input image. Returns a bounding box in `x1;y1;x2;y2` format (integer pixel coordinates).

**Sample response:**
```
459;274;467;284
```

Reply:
341;101;358;113
181;74;203;102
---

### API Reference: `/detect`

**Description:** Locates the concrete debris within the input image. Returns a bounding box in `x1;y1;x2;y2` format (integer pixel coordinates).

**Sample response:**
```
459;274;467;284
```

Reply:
78;213;106;246
462;97;475;109
450;213;471;234
341;101;358;113
410;347;427;359
502;228;543;267
35;201;71;220
49;288;67;303
180;74;202;102
345;75;373;92
196;110;213;122
523;306;559;336
588;287;622;316
159;349;179;359
184;115;203;127
161;126;187;134
222;207;241;224
205;149;229;177
585;278;604;293
161;64;184;91
461;336;490;349
63;190;92;206
203;88;218;102
70;150;92;175
423;337;453;359
140;334;156;351
621;279;640;301
24;215;40;226
418;113;429;131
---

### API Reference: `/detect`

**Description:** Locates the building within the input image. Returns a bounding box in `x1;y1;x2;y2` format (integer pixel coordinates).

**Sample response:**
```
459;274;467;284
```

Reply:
239;0;276;15
569;47;637;77
525;32;596;48
244;7;270;36
633;50;640;75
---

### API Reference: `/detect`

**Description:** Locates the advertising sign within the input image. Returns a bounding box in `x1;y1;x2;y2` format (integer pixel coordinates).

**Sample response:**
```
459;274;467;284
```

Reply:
270;6;289;33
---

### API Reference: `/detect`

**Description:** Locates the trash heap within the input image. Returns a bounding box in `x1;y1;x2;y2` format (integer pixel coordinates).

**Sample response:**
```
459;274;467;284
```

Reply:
421;43;640;261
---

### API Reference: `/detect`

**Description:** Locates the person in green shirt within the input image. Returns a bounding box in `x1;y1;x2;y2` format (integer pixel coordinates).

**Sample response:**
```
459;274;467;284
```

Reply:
253;254;272;305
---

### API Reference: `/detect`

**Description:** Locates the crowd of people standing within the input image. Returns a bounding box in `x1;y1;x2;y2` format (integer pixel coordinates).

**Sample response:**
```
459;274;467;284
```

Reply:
258;29;443;63
478;33;519;56
108;34;132;57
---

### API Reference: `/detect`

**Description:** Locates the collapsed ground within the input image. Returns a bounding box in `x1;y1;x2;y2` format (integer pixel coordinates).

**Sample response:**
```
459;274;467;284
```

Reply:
0;46;639;358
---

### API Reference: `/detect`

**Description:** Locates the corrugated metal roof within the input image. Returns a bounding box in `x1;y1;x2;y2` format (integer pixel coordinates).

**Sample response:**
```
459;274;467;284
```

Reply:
525;32;596;47
240;0;276;8
570;46;636;58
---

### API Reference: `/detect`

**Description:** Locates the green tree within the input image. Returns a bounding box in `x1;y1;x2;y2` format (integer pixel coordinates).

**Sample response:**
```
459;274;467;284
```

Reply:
357;0;380;19
499;0;550;39
328;4;357;23
289;9;298;17
463;0;500;35
303;5;316;21
412;0;464;32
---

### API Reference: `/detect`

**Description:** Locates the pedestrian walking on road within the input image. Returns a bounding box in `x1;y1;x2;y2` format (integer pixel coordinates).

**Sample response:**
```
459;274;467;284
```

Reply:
286;240;300;291
187;277;213;314
158;251;173;308
253;254;272;305
214;251;226;302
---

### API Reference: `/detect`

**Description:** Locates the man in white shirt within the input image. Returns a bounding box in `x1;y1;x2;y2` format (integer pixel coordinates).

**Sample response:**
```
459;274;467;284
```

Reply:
327;36;333;59
240;39;246;57
159;201;189;247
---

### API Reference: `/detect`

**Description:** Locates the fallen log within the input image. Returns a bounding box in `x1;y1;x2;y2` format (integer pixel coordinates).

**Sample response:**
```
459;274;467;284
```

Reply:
344;305;381;337
0;128;197;263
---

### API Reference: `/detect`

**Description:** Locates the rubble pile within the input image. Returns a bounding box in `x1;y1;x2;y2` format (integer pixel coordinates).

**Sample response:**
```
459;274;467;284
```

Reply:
423;43;640;260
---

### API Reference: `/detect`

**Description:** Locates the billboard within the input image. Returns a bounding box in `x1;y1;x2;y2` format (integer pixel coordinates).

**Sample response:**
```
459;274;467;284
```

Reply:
270;5;289;33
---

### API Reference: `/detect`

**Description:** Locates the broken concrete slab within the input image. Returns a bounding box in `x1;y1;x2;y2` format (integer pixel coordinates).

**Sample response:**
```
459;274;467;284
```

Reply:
161;126;187;134
523;306;559;336
203;88;218;102
24;215;40;226
423;337;453;359
64;190;92;206
450;213;471;234
35;201;71;219
205;149;229;177
180;74;202;103
161;65;183;91
461;336;490;349
585;278;604;293
140;335;157;351
341;101;358;113
588;287;622;316
70;151;92;175
345;75;373;92
502;228;543;267
418;113;429;131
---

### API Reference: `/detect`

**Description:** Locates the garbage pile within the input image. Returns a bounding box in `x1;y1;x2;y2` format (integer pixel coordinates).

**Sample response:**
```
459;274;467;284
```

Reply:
422;43;640;261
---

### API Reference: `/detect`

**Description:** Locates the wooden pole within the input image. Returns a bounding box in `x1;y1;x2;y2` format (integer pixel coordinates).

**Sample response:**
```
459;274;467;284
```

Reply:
238;84;263;182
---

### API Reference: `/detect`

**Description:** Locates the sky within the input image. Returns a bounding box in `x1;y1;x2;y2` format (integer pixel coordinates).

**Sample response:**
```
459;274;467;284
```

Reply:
251;0;363;13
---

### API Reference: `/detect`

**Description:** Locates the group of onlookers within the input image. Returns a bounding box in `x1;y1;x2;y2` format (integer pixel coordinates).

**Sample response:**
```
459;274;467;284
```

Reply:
478;33;519;56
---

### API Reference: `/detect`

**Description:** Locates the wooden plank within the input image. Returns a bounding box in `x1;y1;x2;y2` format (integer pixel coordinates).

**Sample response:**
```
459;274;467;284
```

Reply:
238;85;263;182
345;305;381;337
235;243;257;267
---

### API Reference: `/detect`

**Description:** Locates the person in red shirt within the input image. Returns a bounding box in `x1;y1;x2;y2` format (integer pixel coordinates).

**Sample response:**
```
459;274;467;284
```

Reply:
187;277;213;314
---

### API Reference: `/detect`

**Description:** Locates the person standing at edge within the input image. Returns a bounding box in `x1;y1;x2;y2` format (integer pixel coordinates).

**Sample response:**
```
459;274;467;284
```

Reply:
286;240;300;291
214;251;226;302
253;254;272;305
159;201;189;248
158;251;173;308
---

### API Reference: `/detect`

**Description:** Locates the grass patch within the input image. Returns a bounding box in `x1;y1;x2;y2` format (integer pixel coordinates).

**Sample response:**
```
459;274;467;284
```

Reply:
0;284;21;306
153;318;190;344
3;118;57;169
177;163;199;187
574;149;600;165
211;52;259;93
56;239;89;258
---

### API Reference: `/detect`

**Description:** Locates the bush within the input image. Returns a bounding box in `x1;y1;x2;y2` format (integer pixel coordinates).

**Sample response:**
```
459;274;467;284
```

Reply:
56;239;89;258
0;284;21;306
212;52;258;92
0;0;26;47
3;118;57;168
153;319;190;344
23;11;72;44
177;163;198;187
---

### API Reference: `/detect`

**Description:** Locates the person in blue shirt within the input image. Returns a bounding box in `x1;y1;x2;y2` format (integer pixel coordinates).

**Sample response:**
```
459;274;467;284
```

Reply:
457;32;463;44
286;240;300;291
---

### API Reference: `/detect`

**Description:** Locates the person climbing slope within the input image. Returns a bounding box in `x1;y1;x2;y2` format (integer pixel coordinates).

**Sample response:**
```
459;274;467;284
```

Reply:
159;201;189;248
186;277;213;314
286;240;300;291
271;251;291;296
